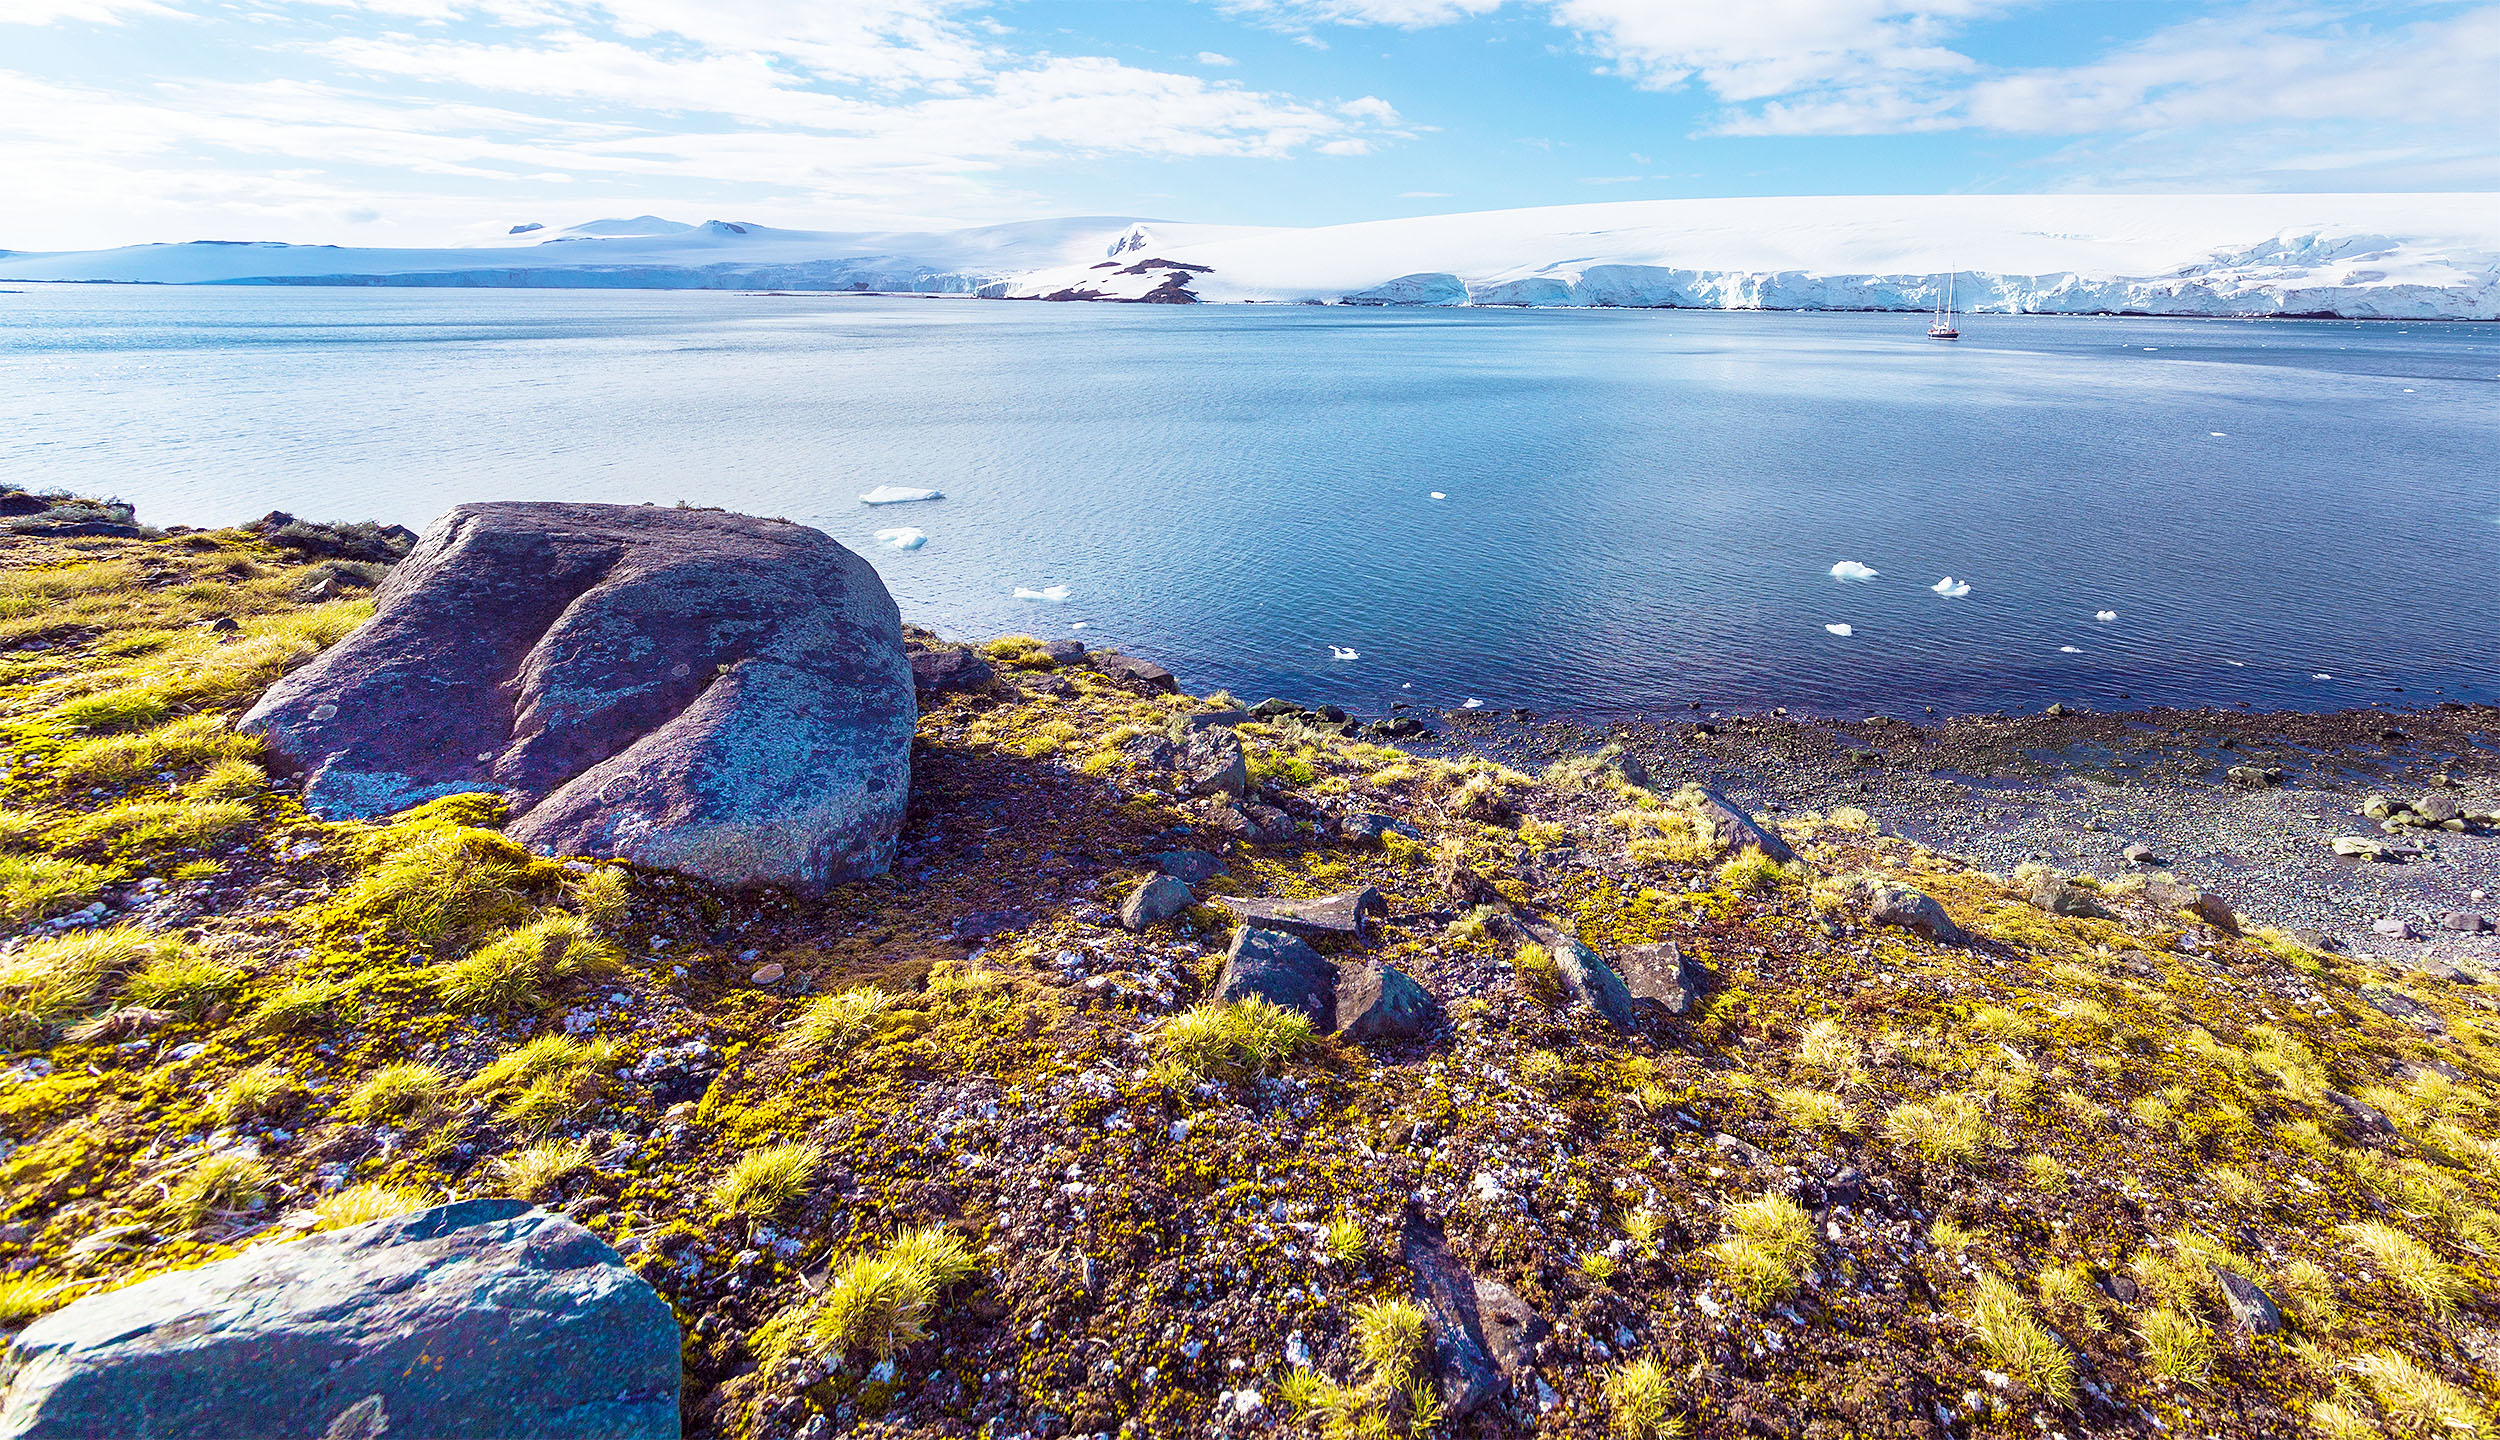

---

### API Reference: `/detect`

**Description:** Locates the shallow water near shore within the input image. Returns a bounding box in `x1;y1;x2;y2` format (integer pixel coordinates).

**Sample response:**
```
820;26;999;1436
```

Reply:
4;285;2495;718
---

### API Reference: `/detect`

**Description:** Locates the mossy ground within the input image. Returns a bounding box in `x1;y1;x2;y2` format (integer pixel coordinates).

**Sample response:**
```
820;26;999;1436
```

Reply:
1;530;2496;1440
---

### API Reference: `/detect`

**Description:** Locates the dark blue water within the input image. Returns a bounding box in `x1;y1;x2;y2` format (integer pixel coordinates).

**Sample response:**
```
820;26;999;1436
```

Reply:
4;285;2495;718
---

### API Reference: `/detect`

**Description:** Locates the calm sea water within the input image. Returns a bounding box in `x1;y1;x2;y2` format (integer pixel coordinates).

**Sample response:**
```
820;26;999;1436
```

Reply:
4;284;2495;719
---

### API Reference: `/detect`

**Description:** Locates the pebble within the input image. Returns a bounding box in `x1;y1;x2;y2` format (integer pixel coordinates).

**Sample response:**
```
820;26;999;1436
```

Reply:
2372;918;2421;941
751;962;785;985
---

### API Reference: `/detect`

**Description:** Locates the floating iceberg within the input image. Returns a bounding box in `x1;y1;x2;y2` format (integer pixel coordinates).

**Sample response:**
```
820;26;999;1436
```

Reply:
1013;585;1071;602
1428;492;1446;500
1329;646;1360;661
2312;672;2334;680
1462;698;1483;709
2095;610;2119;622
1931;576;1970;597
2060;646;2083;654
861;485;943;506
1825;623;1853;636
1830;561;1879;582
874;527;927;550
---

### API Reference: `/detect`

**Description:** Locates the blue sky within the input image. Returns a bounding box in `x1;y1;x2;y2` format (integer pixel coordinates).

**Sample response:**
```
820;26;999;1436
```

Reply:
6;0;2498;249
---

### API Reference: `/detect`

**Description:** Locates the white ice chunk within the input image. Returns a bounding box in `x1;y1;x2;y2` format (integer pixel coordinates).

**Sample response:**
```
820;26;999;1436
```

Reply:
1428;492;1447;500
861;485;944;506
1462;698;1483;709
1825;623;1853;636
873;527;927;550
2095;610;2118;622
1931;576;1970;597
2312;672;2333;680
1013;585;1071;602
1329;646;1360;661
1830;561;1879;581
2060;645;2083;653
2209;431;2227;437
1070;621;1089;630
2225;658;2244;666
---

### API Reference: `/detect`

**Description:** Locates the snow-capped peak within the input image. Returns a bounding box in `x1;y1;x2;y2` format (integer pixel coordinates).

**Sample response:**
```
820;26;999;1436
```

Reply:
1107;223;1154;258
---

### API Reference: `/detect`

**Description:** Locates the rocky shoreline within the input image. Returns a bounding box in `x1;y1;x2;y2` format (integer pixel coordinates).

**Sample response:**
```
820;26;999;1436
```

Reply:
3;491;2498;1440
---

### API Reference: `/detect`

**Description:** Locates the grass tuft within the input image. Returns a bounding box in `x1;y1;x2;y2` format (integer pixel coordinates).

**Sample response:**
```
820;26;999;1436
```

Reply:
2341;1221;2466;1318
712;1141;823;1218
210;1064;297;1124
438;911;617;1012
315;1182;437;1231
780;987;894;1058
1963;1271;2076;1403
2348;1349;2487;1437
2135;1307;2214;1388
1883;1090;1992;1163
1602;1357;1684;1439
496;1138;595;1200
1155;996;1316;1083
761;1227;981;1366
1708;1192;1814;1308
167;1152;272;1228
342;1063;449;1125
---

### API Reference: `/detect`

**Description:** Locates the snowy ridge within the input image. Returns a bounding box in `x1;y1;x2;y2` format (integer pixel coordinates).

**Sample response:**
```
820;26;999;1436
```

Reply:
8;195;2499;319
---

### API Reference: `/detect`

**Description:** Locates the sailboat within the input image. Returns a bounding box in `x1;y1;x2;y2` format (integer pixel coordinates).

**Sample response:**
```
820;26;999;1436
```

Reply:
1928;271;1960;339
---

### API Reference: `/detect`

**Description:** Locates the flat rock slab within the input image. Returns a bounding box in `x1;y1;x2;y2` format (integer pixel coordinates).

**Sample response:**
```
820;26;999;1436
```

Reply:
1214;887;1386;939
1214;927;1337;1029
1152;850;1226;885
1689;787;1795;863
1869;885;1971;946
1401;1216;1545;1419
0;1199;677;1440
242;502;915;889
1095;654;1176;692
1615;941;1707;1016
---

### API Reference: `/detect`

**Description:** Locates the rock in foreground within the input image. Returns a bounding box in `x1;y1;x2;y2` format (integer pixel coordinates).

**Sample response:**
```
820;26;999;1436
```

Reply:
242;502;916;888
0;1200;678;1440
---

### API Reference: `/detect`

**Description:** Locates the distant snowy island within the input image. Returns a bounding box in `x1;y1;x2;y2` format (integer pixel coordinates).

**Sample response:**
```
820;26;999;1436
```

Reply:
8;194;2500;319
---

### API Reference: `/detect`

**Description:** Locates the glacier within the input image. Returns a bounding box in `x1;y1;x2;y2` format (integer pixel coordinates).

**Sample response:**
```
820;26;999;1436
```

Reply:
6;195;2499;320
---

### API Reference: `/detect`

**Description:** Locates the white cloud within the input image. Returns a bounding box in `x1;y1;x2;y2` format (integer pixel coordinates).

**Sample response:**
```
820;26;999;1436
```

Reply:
1196;50;1236;65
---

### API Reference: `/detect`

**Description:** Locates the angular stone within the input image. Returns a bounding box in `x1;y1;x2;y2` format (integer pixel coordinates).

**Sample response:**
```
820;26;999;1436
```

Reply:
1615;941;1706;1016
910;646;994;694
242;503;914;889
1038;638;1087;665
2360;986;2445;1033
1687;787;1794;863
2332;836;2395;861
1869;885;1970;945
2226;765;2285;788
1180;709;1250;732
2442;911;2494;934
2029;875;2112;920
1119;875;1193;932
1343;813;1423;847
2325;1089;2397;1139
0;1199;676;1440
1527;929;1634;1033
1152;850;1226;885
1214;887;1386;939
1180;730;1247;799
1334;963;1439;1043
2121;842;2162;865
1095;654;1176;692
2211;1267;2282;1334
1214;803;1297;845
1119;733;1178;770
1401;1216;1543;1420
2145;877;2237;932
1213;928;1336;1029
2372;917;2421;941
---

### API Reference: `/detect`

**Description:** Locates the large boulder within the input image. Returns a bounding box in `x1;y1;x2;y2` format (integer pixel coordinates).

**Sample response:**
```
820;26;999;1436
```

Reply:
0;1199;677;1440
1686;787;1794;863
1213;927;1337;1029
241;503;916;888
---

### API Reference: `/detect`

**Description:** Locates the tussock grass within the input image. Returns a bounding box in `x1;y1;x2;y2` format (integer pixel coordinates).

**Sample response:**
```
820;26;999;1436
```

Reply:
0;853;112;927
712;1141;823;1218
0;925;178;1038
1607;807;1716;867
437;912;617;1012
47;714;259;789
496;1138;595;1201
336;817;539;946
780;987;894;1058
1883;1090;1992;1163
167;1152;271;1227
1322;1216;1367;1265
343;1063;449;1125
1709;1192;1814;1307
2347;1349;2487;1437
49;798;253;859
570;866;631;928
211;1064;297;1124
249;980;345;1033
2341;1221;2466;1317
118;949;240;1016
1714;846;1789;895
1602;1357;1684;1439
1963;1271;2076;1403
1351;1295;1428;1383
315;1182;436;1231
2135;1307;2214;1388
1155;996;1315;1083
182;758;265;801
0;1276;68;1327
1769;1086;1859;1133
1793;1018;1860;1079
759;1227;980;1366
1510;942;1564;1006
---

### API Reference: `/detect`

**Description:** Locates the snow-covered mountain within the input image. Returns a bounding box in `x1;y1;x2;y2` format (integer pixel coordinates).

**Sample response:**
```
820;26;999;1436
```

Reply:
9;195;2499;319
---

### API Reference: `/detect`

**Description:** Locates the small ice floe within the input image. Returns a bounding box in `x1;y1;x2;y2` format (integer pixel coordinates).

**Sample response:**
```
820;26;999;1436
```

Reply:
1070;621;1089;630
2312;672;2333;680
2095;610;2118;622
873;527;926;550
1329;646;1360;661
1013;585;1071;602
1825;623;1853;637
1428;491;1447;500
1401;681;1412;689
860;485;943;506
1830;560;1879;581
2225;658;2245;667
1462;698;1483;709
2060;645;2083;654
2209;431;2227;437
1930;576;1970;597
2403;387;2416;393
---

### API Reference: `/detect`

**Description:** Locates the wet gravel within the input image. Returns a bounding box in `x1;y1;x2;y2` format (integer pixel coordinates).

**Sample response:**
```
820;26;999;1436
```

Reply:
1430;700;2500;977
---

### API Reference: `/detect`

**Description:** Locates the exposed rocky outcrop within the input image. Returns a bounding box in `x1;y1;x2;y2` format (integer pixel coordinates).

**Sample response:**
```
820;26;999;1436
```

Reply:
242;502;916;888
0;1200;677;1439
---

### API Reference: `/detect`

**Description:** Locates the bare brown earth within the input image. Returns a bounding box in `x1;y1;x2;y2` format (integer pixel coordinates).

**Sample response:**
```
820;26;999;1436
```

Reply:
2;515;2497;1440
